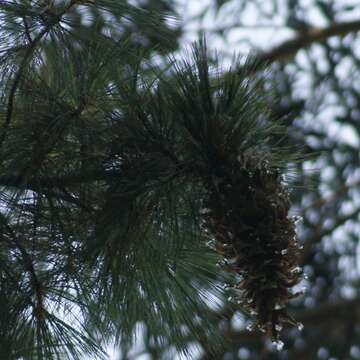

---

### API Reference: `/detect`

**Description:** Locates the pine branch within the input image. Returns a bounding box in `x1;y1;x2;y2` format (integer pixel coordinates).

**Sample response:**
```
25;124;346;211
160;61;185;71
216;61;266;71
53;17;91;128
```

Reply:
0;218;45;332
301;207;360;265
200;296;360;359
0;164;189;191
302;179;360;212
0;0;89;148
256;18;360;65
0;6;314;353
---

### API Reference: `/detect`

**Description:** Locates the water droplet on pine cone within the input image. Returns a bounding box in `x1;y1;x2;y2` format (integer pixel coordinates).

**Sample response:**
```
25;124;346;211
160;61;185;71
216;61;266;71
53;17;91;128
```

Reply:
297;322;304;331
273;340;284;351
246;323;255;332
291;266;302;274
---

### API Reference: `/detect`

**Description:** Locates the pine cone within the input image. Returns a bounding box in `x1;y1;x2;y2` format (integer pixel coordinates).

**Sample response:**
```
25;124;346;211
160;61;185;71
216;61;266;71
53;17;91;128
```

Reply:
201;149;304;343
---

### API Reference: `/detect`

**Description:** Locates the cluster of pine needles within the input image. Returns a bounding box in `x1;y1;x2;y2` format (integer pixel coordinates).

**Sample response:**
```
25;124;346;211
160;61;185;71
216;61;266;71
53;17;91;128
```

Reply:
0;0;305;357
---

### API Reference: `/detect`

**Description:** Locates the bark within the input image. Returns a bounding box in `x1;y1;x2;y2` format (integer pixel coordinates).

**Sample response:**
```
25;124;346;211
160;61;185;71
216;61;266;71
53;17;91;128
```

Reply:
257;19;360;65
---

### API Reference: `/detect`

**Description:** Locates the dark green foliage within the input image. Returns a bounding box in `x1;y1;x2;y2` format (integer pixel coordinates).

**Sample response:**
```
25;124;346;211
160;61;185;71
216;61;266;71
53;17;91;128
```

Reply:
0;1;304;359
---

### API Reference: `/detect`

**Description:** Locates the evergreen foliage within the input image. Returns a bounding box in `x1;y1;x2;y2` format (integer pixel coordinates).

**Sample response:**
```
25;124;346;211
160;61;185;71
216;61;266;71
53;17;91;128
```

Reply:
0;1;305;358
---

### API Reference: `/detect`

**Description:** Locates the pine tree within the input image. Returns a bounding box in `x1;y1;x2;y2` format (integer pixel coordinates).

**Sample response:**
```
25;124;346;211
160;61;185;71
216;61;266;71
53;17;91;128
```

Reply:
0;1;305;358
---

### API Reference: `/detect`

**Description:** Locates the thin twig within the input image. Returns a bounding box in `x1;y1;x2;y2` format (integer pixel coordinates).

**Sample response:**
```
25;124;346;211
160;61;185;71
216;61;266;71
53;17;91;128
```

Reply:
1;221;43;316
302;178;360;212
22;17;33;44
200;296;360;359
300;207;360;264
256;18;360;65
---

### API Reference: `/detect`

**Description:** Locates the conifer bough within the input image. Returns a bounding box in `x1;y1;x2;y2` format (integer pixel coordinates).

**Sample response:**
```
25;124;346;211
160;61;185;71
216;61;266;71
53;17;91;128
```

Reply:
167;44;305;345
0;0;304;355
